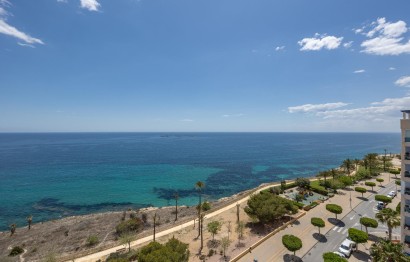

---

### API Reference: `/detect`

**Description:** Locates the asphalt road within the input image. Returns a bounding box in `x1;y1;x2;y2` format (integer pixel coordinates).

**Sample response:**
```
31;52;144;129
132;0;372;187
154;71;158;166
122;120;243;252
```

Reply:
303;181;400;262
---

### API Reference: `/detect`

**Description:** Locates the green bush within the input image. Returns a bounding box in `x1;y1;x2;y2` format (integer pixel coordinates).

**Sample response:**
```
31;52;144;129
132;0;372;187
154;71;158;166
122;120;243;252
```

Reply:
395;179;401;186
244;193;298;224
138;237;189;262
291;201;305;209
323;252;347;262
86;235;99;246
396;202;401;213
338;176;353;187
201;201;211;211
376;178;384;185
310;184;329;196
283;182;297;190
116;218;143;236
9;246;24;256
375;195;392;204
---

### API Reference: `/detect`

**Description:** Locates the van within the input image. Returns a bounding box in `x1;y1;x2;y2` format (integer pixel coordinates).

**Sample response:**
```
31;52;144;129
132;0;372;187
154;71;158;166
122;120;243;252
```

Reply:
338;239;356;257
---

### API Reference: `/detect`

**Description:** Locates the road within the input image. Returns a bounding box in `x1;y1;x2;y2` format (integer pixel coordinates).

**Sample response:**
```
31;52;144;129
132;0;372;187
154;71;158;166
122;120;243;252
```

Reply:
303;181;400;262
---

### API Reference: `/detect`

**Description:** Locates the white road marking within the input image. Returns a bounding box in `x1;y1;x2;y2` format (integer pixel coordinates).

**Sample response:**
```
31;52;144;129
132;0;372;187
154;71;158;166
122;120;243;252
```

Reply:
337;227;343;233
350;215;355;220
342;228;348;234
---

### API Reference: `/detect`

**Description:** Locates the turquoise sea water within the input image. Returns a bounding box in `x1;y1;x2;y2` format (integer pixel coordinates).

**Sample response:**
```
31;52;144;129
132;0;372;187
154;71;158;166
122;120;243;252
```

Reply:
0;132;400;230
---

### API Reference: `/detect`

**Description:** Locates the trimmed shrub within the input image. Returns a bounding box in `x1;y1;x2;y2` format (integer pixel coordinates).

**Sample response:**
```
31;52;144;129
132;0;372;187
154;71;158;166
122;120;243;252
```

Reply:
311;217;325;234
326;204;343;219
365;181;376;191
291;201;305;209
310;185;329;196
395;179;401;186
376;178;384;185
359;217;378;233
282;234;302;255
375;195;392;204
355;187;367;197
9;246;24;256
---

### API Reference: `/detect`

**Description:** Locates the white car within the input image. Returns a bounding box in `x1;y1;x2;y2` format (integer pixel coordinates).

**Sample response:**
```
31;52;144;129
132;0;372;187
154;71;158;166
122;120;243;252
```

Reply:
338;239;356;257
387;191;396;198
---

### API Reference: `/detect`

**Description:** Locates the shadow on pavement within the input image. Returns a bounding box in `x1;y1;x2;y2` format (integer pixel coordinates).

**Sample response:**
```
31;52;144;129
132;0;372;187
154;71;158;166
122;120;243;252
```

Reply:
327;218;345;226
356;196;368;201
368;233;381;242
313;232;327;243
283;254;303;262
352;249;371;261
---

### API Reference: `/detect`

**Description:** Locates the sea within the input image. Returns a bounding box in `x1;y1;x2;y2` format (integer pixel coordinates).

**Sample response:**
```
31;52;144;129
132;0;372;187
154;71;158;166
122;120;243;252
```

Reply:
0;132;400;230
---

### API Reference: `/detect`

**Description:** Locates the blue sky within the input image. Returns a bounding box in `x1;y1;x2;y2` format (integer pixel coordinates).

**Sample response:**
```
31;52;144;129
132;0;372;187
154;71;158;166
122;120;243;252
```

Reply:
1;0;410;132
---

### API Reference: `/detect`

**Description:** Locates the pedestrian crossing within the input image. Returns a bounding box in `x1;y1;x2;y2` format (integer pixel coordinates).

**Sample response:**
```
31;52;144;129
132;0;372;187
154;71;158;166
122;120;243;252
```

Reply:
332;226;348;235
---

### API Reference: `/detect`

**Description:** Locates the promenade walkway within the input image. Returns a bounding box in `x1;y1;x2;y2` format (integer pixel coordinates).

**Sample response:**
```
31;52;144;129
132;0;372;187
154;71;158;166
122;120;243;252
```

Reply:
237;172;397;262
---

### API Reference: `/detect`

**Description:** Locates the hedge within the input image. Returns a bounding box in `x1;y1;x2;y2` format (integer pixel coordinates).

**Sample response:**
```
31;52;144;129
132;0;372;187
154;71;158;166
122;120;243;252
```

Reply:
310;185;329;196
375;195;392;204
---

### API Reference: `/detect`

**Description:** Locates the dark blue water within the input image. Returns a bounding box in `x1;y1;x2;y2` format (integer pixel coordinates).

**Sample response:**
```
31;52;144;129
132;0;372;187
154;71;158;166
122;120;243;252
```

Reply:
0;132;400;230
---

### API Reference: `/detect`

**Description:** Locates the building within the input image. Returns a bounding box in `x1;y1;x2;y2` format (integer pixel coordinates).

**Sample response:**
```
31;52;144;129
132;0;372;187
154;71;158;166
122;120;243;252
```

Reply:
401;110;410;252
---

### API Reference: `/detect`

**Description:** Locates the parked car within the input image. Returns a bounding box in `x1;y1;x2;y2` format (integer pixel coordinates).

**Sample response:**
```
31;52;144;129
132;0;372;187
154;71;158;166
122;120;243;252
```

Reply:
387;191;397;198
377;201;387;209
338;239;356;257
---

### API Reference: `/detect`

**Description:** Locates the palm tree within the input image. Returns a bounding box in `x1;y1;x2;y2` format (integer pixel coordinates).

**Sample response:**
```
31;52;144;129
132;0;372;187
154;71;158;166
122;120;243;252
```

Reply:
152;212;160;242
331;168;337;180
375;208;400;240
27;215;33;230
354;159;361;171
370;239;407;262
342;159;353;175
195;181;205;239
174;192;179;221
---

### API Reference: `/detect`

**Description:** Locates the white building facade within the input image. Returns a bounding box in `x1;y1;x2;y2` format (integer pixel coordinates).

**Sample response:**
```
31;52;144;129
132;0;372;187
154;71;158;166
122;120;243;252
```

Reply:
401;110;410;252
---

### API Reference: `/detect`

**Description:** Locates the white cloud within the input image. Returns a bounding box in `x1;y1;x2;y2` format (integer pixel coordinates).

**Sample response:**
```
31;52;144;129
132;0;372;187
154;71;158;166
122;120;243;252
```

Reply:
343;41;353;48
360;18;410;55
80;0;100;11
17;42;35;48
0;19;44;45
180;119;194;122
389;67;396;70
222;113;244;118
275;46;285;51
354;69;365;74
288;102;348;113
298;34;343;51
395;76;410;87
292;97;410;122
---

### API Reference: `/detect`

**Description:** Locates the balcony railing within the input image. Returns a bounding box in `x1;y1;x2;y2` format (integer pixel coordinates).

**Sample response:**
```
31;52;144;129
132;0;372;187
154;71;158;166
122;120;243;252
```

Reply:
406;188;410;195
406;171;410;178
406;206;410;213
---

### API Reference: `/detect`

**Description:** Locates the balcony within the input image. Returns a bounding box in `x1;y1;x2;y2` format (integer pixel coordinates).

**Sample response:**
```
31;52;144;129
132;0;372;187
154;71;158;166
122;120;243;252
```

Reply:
405;224;410;230
406;153;410;160
406;206;410;213
406;171;410;178
405;188;410;195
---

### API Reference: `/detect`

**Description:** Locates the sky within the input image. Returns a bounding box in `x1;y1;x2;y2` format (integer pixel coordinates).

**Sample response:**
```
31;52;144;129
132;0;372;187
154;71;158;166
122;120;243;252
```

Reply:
1;0;410;132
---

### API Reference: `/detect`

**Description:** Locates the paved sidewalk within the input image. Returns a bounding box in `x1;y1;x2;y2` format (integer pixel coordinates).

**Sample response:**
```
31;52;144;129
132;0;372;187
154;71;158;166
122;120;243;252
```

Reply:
238;172;395;262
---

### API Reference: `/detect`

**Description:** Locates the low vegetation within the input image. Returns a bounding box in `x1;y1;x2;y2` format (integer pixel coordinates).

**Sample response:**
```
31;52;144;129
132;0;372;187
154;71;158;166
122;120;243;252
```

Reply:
116;218;144;236
322;252;347;262
138;237;189;262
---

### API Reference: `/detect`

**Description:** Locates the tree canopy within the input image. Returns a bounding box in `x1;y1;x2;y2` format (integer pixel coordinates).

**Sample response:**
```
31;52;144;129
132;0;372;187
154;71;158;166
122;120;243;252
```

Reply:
375;195;392;204
370;239;408;262
138;237;189;262
348;228;368;247
244;192;298;224
326;204;343;219
311;217;325;234
322;252;347;262
282;234;302;256
355;187;367;197
359;217;378;233
207;221;222;240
